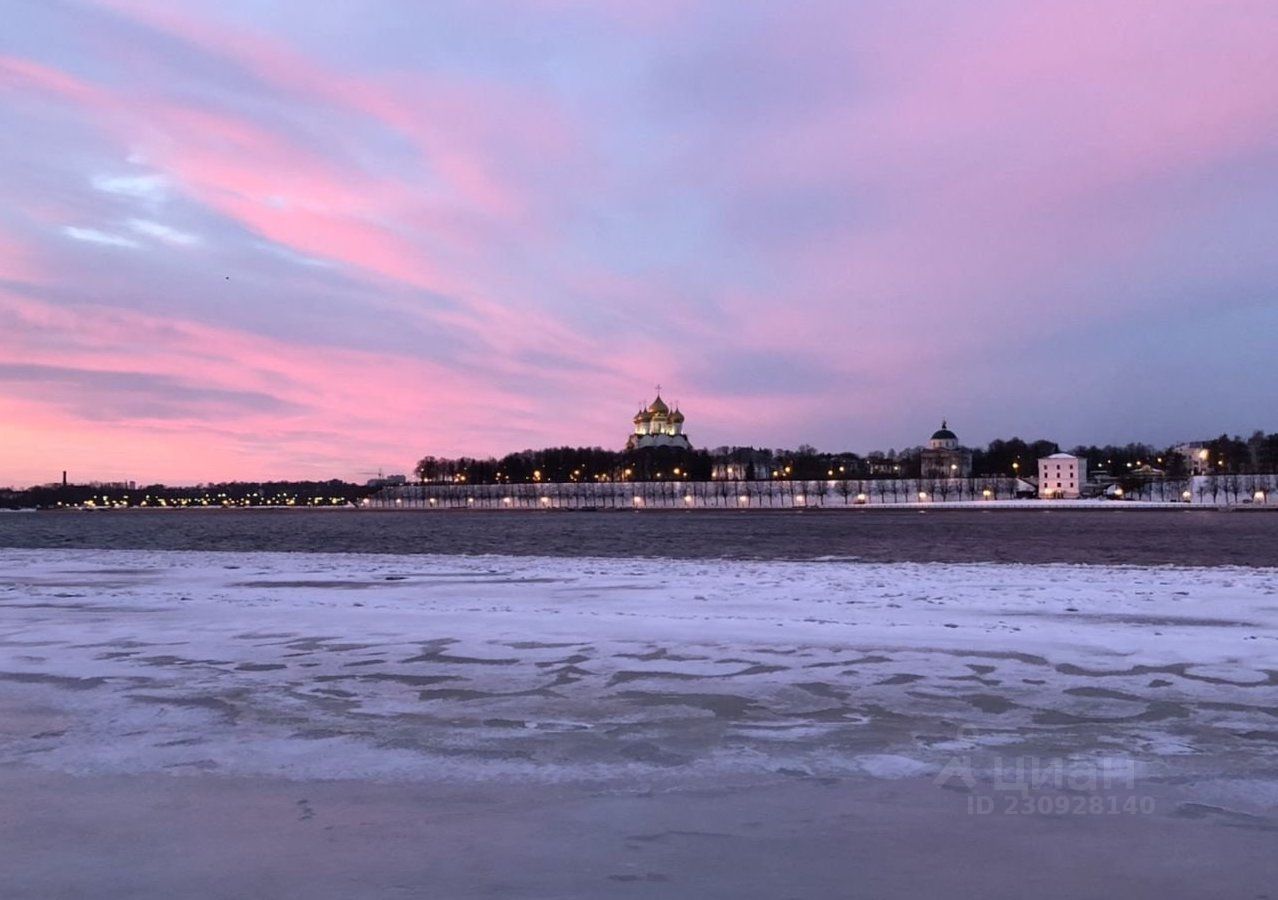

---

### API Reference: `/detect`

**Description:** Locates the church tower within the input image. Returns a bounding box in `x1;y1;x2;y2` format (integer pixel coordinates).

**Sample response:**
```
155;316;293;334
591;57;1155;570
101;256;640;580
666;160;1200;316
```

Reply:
627;392;692;450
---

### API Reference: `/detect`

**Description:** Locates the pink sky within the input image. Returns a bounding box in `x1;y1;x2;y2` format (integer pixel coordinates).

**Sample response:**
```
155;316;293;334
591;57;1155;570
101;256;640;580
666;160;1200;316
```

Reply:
2;1;1277;485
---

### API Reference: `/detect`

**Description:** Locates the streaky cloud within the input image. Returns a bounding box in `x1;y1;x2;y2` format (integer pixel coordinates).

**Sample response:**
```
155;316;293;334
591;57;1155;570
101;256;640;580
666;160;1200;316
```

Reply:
60;226;139;248
128;218;200;245
91;172;168;202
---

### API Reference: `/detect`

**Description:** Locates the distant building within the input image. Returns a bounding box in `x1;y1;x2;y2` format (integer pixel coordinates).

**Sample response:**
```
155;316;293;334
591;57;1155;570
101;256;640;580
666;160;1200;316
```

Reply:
1171;442;1212;475
710;449;771;481
627;394;691;450
366;474;408;487
865;455;903;477
1038;453;1085;499
920;421;972;478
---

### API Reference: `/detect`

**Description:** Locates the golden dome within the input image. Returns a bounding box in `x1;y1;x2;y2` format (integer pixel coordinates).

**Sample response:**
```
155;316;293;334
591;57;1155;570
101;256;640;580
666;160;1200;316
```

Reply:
648;395;669;415
670;408;685;423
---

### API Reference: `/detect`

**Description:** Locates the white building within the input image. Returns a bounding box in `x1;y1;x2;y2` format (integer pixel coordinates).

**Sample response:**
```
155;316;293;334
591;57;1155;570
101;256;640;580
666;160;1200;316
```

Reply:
1172;442;1212;475
1038;453;1085;499
626;394;691;450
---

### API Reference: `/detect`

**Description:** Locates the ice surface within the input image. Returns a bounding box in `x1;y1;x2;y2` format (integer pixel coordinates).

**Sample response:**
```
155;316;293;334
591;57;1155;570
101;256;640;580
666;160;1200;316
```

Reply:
2;548;1276;789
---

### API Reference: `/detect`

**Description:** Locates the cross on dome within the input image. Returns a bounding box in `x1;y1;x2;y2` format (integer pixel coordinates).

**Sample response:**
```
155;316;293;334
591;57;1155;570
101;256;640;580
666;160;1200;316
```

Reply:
626;388;692;451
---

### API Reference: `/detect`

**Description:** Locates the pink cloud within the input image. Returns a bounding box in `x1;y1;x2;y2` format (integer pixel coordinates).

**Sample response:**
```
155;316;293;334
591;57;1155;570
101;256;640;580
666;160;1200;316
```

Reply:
4;2;1277;481
0;287;534;482
0;40;652;395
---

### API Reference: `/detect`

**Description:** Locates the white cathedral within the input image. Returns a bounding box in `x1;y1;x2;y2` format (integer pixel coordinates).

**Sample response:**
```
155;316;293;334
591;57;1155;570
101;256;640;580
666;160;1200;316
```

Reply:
627;393;691;450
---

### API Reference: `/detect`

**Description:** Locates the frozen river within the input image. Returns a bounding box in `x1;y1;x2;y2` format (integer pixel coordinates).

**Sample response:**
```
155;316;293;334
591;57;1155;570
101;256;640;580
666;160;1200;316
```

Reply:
2;547;1276;897
4;506;1278;566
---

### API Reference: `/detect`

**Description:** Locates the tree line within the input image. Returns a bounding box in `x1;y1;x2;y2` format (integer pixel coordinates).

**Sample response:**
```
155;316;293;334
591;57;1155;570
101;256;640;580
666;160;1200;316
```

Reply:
0;480;376;510
412;430;1278;486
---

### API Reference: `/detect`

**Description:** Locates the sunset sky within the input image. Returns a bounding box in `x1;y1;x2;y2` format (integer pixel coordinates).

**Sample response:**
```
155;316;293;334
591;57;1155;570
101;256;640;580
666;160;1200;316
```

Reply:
3;1;1277;485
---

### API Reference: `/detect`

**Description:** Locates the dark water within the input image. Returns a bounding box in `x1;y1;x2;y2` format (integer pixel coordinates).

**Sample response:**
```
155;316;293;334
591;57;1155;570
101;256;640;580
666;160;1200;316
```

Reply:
1;508;1275;566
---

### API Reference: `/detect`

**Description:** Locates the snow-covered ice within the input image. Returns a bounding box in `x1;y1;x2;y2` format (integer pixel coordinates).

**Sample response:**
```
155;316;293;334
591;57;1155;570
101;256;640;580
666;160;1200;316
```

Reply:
3;547;1276;789
4;547;1278;899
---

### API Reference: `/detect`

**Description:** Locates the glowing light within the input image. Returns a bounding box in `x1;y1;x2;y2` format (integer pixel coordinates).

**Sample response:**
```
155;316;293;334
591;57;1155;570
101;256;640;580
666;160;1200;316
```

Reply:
918;491;928;499
982;489;991;498
1182;491;1192;500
